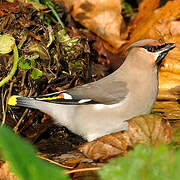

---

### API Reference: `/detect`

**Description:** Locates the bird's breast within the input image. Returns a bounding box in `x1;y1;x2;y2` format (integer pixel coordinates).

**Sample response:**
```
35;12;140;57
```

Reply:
126;68;158;114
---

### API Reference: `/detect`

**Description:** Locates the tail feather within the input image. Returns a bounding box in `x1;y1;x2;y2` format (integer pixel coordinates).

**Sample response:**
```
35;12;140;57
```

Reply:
8;95;74;128
8;96;38;109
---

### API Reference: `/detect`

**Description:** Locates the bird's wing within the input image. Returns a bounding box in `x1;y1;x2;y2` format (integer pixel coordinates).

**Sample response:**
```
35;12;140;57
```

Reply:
66;78;128;104
35;77;129;105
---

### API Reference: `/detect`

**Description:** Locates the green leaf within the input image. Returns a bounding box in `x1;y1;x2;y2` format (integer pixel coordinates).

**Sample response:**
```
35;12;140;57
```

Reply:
0;126;69;180
0;34;15;54
99;145;178;180
31;68;43;79
121;0;133;18
18;55;39;70
18;57;32;70
57;29;71;44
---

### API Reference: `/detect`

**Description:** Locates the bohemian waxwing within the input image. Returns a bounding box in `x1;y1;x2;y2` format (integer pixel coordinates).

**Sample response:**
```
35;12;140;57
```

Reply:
8;39;175;141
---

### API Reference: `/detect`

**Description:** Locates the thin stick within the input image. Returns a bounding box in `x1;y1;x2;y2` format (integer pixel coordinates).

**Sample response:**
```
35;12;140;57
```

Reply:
38;155;74;169
38;154;101;174
13;89;33;132
65;167;101;174
1;87;7;126
13;109;29;133
1;81;14;126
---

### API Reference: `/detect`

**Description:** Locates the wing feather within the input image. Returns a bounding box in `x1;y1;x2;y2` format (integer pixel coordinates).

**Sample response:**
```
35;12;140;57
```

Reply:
34;74;129;105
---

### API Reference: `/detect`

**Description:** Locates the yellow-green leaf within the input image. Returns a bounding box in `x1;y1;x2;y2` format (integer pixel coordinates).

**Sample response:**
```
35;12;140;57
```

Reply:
31;68;42;79
0;34;15;54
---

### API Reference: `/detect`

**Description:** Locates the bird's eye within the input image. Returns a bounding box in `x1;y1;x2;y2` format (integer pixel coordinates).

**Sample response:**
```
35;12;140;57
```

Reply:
142;45;157;52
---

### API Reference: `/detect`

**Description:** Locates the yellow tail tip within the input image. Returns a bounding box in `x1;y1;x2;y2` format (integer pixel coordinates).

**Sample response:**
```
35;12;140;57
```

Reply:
8;96;20;106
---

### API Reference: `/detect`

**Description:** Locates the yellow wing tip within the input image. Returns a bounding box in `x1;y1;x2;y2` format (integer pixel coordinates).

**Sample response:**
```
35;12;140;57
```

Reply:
8;96;20;106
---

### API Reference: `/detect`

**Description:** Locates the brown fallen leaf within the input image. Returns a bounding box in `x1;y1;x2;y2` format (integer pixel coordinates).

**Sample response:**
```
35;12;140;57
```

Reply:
0;162;17;180
160;48;180;74
128;0;160;38
153;100;180;122
60;0;126;49
158;71;180;100
79;114;171;161
47;152;91;169
126;0;180;43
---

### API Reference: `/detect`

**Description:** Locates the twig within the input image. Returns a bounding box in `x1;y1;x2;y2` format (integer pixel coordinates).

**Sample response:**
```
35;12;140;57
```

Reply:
13;89;33;133
38;154;101;174
65;167;101;174
1;87;7;126
1;81;14;126
20;71;26;87
13;109;29;133
38;155;74;169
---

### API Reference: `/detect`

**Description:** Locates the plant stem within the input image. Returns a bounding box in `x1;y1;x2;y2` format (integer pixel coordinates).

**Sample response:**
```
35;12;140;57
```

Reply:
0;44;19;87
45;0;64;28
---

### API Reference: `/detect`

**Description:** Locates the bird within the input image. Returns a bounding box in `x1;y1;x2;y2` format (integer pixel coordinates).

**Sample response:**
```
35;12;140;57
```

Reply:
8;39;176;142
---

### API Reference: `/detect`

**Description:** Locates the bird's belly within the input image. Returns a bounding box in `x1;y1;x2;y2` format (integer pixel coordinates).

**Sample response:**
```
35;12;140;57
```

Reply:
71;106;129;141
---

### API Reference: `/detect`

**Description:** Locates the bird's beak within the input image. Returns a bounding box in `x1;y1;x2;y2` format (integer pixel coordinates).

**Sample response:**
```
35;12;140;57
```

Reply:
156;43;176;65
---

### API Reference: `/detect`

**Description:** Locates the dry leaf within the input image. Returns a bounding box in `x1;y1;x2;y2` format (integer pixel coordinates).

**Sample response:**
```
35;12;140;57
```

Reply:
160;47;180;74
61;0;126;49
128;0;160;35
127;0;180;43
124;114;171;146
158;71;180;100
153;101;180;121
50;152;91;168
0;162;17;180
79;114;171;161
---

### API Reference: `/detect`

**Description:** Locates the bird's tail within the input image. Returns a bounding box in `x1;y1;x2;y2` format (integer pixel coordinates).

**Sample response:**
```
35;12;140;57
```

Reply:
8;95;74;127
8;96;38;109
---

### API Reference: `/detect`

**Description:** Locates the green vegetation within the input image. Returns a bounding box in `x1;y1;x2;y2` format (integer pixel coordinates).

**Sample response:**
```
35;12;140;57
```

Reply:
100;144;180;180
0;126;69;180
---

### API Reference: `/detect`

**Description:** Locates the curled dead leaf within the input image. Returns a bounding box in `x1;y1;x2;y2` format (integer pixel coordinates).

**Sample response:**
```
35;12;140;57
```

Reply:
127;0;180;43
124;114;171;146
79;114;172;161
24;42;50;60
129;0;160;34
63;0;126;49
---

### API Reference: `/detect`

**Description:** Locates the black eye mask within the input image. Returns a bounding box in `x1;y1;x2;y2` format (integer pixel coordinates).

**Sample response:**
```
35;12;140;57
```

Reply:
142;44;167;52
